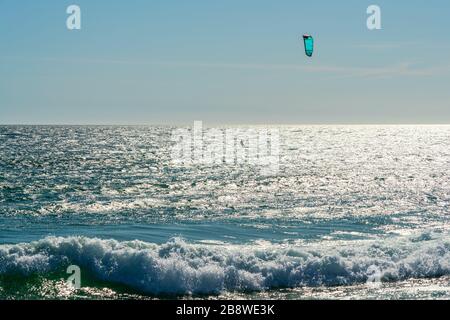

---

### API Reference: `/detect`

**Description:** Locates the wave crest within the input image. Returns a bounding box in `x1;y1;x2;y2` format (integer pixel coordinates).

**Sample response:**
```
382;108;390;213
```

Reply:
1;232;450;295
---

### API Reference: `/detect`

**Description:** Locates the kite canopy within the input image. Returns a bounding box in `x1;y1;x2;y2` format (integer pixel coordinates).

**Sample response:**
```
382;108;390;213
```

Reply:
303;34;314;57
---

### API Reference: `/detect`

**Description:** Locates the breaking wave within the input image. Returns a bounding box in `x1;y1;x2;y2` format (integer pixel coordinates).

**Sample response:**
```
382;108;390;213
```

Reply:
1;231;449;295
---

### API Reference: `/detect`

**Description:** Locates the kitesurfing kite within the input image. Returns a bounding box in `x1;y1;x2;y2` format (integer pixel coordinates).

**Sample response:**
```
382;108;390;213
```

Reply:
302;34;314;57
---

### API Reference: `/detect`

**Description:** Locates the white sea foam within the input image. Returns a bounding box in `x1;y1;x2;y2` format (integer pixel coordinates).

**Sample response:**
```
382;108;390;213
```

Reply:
1;231;449;295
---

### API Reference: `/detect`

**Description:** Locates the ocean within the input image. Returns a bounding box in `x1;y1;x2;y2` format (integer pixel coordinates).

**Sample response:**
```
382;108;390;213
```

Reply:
0;125;449;299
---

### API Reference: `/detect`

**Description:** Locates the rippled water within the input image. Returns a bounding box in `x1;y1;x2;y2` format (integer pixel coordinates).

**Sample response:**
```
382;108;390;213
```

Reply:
1;125;449;299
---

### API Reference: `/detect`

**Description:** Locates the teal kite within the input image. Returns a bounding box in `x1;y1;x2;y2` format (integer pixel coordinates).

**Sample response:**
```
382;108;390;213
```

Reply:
302;34;314;57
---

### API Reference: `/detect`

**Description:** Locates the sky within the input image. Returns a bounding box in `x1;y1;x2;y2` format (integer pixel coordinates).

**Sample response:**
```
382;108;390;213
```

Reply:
1;0;450;125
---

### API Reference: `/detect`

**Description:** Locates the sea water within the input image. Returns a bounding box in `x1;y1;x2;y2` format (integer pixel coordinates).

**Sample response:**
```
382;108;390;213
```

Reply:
0;125;449;299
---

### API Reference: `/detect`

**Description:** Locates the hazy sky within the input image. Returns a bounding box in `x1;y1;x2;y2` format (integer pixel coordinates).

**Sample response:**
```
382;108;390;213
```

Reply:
1;0;450;124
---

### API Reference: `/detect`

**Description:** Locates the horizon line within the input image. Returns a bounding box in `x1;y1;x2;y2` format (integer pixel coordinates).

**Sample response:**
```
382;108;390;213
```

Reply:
2;123;450;127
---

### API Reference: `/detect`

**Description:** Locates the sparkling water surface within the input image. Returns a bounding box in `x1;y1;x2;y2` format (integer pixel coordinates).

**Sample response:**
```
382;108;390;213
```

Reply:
1;125;449;299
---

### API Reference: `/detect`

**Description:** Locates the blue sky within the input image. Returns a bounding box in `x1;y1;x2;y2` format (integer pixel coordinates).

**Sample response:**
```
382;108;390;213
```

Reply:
1;0;450;124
